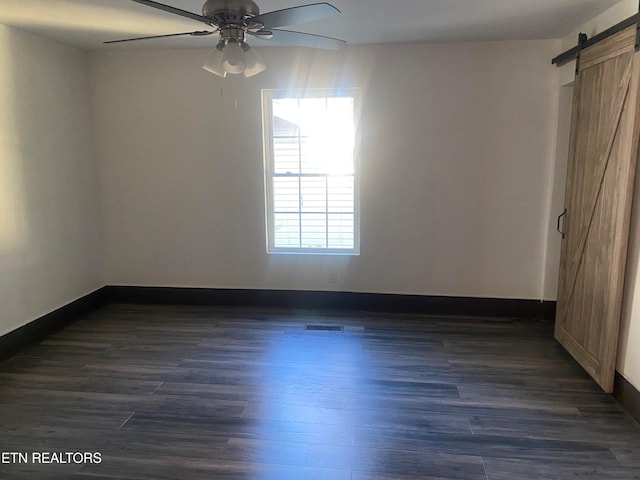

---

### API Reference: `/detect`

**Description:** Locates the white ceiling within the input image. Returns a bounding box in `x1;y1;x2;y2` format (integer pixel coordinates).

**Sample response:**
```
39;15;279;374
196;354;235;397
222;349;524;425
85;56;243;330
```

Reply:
0;0;625;50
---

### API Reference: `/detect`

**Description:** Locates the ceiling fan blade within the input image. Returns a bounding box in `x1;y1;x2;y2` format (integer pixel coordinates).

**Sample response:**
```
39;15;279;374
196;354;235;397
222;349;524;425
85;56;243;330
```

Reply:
262;29;345;50
104;31;214;44
252;3;340;29
129;0;216;26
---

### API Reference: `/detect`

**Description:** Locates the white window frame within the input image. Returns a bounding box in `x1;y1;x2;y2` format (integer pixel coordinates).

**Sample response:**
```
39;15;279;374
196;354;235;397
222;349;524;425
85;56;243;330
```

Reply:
262;88;361;255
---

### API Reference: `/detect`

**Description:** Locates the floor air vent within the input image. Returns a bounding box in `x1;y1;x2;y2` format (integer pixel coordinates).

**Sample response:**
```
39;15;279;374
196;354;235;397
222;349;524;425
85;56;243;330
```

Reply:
304;325;344;332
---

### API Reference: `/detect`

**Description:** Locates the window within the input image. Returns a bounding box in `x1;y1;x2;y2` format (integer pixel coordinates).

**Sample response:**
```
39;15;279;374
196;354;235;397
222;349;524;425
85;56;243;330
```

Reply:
262;89;360;254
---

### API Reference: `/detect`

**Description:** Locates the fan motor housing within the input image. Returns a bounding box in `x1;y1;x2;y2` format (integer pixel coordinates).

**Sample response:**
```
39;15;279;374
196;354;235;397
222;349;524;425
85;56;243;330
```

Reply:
202;0;260;19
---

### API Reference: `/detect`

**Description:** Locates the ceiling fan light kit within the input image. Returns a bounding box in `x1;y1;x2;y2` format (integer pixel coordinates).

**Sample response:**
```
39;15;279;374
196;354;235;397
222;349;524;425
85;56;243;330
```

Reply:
107;0;346;78
202;26;266;78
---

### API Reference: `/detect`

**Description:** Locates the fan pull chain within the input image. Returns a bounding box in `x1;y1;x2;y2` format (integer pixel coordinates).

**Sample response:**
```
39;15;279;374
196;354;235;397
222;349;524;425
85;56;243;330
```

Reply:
234;76;238;110
217;76;238;110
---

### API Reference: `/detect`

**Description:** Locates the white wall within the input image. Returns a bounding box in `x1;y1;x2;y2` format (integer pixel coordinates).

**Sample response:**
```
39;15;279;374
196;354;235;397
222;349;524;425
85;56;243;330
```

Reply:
615;1;640;391
549;0;640;389
0;25;102;337
541;84;572;300
90;40;559;299
621;166;640;391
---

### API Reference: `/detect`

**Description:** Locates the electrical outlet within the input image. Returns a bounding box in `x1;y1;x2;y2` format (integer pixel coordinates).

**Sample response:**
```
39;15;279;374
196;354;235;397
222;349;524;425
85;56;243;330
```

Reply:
329;271;338;284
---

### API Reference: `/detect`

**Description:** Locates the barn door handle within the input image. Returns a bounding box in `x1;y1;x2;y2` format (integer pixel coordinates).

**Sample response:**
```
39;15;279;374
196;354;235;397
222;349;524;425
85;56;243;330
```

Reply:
557;209;567;239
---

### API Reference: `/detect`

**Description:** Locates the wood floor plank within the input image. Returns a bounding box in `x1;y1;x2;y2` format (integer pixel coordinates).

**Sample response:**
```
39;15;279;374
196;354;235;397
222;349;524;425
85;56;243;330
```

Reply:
0;405;133;430
482;457;640;480
0;372;162;395
355;427;618;463
156;380;360;409
0;473;125;480
469;414;640;445
120;413;356;446
80;454;353;480
611;446;640;467
224;437;486;479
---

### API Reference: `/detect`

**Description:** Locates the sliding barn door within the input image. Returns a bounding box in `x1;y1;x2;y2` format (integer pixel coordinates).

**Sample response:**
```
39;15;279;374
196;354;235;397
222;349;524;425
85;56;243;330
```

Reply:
555;26;640;393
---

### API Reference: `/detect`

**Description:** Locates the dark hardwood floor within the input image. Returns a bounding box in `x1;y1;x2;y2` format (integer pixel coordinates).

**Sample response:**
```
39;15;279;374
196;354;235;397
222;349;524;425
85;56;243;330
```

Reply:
0;304;639;479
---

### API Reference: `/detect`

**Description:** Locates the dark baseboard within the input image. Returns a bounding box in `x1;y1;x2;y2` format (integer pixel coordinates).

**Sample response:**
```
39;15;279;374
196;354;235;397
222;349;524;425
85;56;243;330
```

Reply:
614;372;640;424
104;286;556;320
541;301;557;322
0;288;108;362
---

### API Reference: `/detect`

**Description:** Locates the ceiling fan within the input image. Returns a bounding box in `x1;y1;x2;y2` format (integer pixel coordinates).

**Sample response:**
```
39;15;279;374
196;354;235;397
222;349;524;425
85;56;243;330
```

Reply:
105;0;346;78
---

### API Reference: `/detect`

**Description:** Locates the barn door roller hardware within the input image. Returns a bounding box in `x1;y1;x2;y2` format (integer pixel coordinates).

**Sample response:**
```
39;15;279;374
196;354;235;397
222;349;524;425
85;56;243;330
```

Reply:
552;3;640;67
574;33;587;75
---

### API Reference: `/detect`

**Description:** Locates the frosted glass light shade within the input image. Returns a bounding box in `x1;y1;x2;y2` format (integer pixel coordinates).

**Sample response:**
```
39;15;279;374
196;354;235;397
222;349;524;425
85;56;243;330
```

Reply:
242;44;266;78
203;46;227;77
